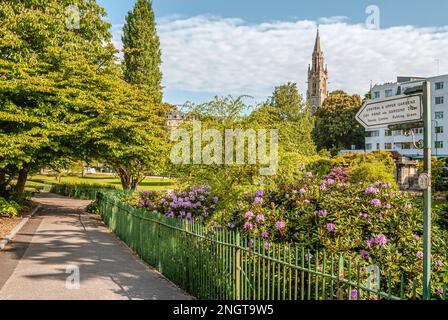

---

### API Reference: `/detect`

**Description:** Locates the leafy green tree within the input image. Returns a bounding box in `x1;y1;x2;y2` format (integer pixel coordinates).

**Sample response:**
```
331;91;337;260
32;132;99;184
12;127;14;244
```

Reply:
80;83;171;190
122;0;162;101
0;1;169;193
313;91;364;154
252;82;315;155
0;0;116;196
173;85;317;205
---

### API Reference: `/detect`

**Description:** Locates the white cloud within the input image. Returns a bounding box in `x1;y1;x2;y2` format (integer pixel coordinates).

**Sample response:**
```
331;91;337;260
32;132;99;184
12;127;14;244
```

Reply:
111;16;448;102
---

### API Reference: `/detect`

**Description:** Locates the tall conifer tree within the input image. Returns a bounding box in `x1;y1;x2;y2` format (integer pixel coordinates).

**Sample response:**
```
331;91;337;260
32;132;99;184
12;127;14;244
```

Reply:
122;0;162;102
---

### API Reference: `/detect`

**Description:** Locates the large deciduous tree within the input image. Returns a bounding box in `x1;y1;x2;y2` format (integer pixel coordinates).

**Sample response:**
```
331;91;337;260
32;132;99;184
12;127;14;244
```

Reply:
0;0;116;196
312;91;364;154
122;0;162;102
0;0;169;194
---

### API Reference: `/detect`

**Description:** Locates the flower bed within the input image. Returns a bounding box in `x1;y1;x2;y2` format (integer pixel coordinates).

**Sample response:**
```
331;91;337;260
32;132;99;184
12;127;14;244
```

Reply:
126;167;448;298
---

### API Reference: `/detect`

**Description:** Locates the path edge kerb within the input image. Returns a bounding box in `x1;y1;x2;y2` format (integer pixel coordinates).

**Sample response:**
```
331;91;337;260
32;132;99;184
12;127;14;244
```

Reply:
0;205;42;251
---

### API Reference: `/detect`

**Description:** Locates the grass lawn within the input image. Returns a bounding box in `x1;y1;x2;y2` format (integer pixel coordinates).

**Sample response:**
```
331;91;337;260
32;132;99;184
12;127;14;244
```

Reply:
26;174;175;192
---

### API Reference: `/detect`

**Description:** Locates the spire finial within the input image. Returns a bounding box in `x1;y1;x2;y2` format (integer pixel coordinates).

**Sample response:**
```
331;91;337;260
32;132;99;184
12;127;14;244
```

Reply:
313;26;321;53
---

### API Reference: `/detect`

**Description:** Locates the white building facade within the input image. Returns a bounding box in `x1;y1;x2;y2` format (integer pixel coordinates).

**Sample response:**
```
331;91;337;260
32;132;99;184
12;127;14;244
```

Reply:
365;75;448;158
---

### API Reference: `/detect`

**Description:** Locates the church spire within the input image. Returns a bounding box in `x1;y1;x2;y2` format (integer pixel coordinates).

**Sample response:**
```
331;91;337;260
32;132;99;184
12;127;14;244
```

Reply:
313;26;321;53
307;27;329;116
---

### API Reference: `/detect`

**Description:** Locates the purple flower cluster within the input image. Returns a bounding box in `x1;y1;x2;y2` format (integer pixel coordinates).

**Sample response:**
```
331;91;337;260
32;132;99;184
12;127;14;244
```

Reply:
366;234;387;248
275;221;286;230
326;167;349;184
360;249;369;259
314;209;328;217
133;185;218;223
326;223;335;232
371;198;381;207
365;186;379;194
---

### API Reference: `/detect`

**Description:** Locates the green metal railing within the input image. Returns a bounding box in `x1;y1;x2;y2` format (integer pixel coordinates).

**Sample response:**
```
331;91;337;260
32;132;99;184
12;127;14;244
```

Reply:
50;184;130;200
96;192;447;300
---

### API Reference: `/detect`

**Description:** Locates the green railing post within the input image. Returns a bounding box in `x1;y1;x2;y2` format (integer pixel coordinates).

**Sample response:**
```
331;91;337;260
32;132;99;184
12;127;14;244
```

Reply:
422;80;432;300
235;232;241;300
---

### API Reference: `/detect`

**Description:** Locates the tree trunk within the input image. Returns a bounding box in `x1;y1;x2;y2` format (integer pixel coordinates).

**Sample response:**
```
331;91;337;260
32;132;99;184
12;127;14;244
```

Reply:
0;169;6;197
117;167;131;190
14;168;28;194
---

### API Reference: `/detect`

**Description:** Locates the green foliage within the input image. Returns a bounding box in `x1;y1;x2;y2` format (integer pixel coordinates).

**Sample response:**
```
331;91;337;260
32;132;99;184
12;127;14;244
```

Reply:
0;1;169;193
221;171;446;298
0;0;116;194
87;200;100;214
122;0;162;102
348;162;396;188
313;91;364;153
173;85;317;204
306;151;397;188
0;197;21;217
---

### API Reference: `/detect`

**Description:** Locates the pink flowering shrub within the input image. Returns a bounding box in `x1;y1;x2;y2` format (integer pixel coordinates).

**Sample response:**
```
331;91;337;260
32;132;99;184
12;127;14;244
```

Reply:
127;185;219;223
221;168;447;298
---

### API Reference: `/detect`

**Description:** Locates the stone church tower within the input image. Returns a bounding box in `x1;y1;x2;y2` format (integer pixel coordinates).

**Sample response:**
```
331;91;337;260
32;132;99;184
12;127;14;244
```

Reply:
307;28;329;115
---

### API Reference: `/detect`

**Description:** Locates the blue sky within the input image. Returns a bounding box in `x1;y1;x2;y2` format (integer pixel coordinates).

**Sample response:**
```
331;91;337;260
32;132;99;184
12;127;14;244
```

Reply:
97;0;448;105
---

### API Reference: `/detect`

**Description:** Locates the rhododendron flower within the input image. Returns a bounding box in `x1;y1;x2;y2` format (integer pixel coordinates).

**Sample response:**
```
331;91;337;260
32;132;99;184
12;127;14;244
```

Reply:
305;172;313;177
261;231;269;238
256;214;265;223
293;232;299;238
350;289;358;300
244;211;254;219
254;197;263;204
371;199;381;207
417;251;424;259
413;234;420;241
437;289;444;295
405;204;412;210
255;189;264;197
385;203;391;209
365;187;379;194
304;199;310;203
244;222;253;230
299;188;306;194
314;210;327;217
275;221;286;230
360;250;369;259
326;223;335;232
436;260;443;267
375;234;387;247
320;184;327;191
264;241;270;249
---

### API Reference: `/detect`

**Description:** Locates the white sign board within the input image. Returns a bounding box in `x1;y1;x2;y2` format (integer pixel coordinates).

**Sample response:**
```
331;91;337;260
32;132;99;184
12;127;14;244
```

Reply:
418;173;431;190
356;94;422;128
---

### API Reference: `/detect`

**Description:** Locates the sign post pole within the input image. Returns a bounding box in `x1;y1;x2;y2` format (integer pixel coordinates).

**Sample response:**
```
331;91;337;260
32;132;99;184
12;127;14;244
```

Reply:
422;80;432;300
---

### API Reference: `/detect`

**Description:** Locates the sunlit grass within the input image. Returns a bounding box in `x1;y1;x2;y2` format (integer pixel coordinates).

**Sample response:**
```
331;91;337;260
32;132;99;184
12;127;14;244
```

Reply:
26;174;175;192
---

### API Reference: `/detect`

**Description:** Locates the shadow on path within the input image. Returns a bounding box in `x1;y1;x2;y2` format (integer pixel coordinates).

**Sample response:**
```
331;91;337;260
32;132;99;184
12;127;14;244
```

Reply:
0;193;192;300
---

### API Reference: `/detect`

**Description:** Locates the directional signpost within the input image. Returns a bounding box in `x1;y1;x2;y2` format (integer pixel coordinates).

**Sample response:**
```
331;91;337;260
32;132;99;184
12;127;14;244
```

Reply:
356;81;432;300
356;94;422;128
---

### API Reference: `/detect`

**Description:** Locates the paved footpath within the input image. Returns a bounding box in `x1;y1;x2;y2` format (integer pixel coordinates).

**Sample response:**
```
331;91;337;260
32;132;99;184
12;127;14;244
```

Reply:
0;193;192;300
